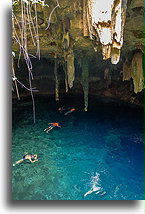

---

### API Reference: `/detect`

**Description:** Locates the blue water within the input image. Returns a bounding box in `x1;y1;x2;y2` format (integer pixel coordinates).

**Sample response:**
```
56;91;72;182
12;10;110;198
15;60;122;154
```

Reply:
12;96;144;200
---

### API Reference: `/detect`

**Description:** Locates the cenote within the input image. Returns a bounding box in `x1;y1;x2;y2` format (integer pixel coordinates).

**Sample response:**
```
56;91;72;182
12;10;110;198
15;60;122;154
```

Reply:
12;0;144;201
12;95;144;200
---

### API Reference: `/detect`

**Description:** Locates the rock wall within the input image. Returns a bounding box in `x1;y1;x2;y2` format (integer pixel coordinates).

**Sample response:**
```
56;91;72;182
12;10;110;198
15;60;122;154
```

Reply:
12;0;143;57
13;55;143;107
12;0;144;107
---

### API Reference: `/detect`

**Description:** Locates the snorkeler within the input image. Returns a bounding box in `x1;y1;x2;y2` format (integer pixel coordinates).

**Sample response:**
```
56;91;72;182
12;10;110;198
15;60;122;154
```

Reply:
44;123;61;133
64;108;76;116
13;153;39;166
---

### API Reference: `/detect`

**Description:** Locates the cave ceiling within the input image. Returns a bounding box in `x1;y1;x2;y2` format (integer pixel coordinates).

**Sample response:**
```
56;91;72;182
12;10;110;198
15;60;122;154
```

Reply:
12;0;144;60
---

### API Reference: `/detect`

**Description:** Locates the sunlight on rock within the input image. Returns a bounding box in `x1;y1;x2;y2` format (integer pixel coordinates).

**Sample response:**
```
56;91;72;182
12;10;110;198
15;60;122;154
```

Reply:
83;0;127;64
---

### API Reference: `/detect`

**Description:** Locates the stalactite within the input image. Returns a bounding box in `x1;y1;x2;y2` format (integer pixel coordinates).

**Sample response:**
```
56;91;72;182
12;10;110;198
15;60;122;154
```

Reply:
86;0;96;40
82;60;89;111
104;68;111;88
84;0;127;64
63;62;68;93
54;56;59;101
83;0;89;36
123;60;131;81
104;68;109;80
66;52;75;89
62;17;70;51
131;52;143;94
62;31;70;51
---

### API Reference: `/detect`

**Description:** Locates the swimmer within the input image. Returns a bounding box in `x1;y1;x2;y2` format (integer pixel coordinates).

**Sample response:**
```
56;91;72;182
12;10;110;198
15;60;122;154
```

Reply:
13;153;39;166
44;123;61;133
58;107;66;113
64;108;76;116
84;187;100;197
84;172;105;197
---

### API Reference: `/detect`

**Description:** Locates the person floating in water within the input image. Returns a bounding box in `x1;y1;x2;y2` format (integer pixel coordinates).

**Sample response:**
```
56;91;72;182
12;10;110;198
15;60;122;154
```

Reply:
58;107;76;115
44;123;61;133
13;153;39;166
58;107;66;113
64;108;76;116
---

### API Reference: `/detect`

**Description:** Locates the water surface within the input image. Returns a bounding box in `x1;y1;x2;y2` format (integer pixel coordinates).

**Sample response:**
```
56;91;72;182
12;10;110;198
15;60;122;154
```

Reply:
12;96;144;200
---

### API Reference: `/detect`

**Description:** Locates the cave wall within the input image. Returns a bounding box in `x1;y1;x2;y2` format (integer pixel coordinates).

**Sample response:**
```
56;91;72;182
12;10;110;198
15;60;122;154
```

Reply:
12;0;144;107
13;53;143;107
12;0;144;56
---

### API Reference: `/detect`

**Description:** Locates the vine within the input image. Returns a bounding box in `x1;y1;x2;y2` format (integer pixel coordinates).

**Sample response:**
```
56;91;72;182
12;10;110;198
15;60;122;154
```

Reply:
12;0;60;123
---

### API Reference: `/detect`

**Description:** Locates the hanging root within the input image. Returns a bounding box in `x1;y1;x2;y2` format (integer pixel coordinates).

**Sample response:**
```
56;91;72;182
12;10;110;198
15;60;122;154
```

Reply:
45;0;60;30
81;59;89;111
12;0;44;123
54;56;59;101
12;57;20;100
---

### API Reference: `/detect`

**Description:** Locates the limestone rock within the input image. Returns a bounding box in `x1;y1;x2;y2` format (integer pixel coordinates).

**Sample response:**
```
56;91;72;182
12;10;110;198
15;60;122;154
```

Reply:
66;52;75;89
131;52;143;94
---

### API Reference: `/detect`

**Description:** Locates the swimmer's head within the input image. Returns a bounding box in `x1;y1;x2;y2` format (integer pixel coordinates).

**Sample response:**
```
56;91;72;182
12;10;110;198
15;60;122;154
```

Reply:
31;154;37;159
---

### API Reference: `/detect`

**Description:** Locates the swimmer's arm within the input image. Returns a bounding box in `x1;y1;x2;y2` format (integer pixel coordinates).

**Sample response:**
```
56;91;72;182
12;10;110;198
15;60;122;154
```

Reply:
46;126;54;132
32;159;38;163
44;126;52;131
84;190;93;197
64;111;70;115
15;159;24;164
29;158;38;163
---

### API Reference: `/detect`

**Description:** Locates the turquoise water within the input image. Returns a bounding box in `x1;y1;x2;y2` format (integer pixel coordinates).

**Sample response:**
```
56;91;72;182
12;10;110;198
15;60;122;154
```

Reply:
12;95;144;200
